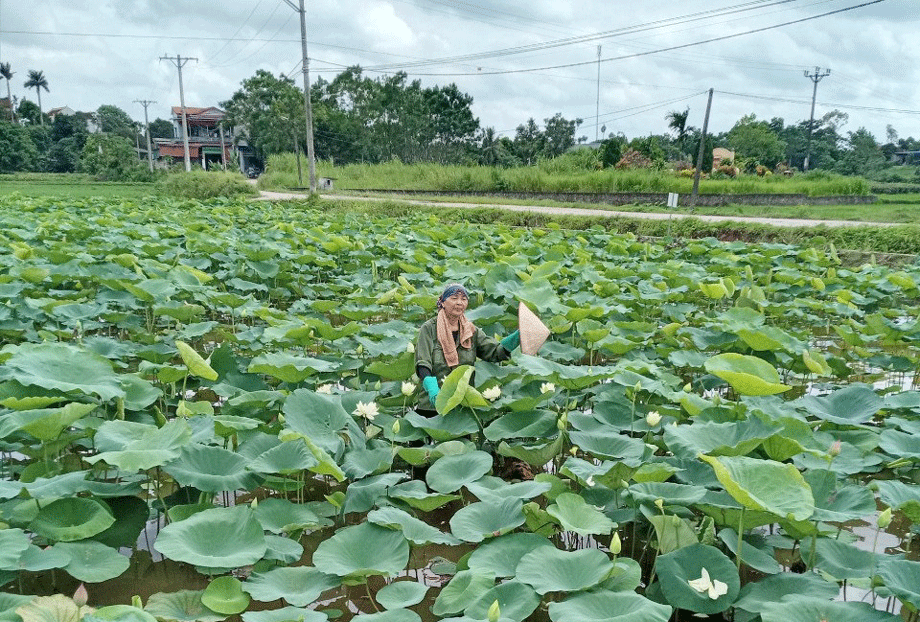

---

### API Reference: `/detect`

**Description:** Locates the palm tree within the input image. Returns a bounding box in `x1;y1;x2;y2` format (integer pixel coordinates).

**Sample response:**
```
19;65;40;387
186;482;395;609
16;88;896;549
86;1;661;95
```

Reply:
666;108;691;150
0;63;14;122
24;69;49;125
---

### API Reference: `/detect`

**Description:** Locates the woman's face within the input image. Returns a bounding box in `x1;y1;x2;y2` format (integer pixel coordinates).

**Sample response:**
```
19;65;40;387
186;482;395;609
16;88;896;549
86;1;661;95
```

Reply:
442;292;469;319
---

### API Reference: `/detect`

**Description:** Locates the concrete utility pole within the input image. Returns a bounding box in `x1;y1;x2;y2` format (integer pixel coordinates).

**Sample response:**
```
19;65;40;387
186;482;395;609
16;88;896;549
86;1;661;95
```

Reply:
690;88;714;208
159;54;198;172
283;0;317;193
803;66;831;172
134;99;156;172
595;45;601;142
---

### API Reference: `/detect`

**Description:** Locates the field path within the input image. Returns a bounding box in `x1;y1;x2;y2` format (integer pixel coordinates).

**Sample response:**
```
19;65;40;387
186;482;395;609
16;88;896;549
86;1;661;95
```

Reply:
256;190;903;229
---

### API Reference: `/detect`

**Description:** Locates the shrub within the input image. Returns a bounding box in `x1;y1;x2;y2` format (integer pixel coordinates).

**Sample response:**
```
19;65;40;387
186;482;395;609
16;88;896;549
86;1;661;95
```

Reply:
156;170;259;200
615;149;652;170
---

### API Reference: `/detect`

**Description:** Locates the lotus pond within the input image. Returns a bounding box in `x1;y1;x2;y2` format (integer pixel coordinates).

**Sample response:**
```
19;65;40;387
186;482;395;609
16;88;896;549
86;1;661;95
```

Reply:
1;194;920;622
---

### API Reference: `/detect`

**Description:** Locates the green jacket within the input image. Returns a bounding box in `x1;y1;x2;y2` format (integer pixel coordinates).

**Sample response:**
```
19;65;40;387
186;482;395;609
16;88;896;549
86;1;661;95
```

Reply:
414;316;508;408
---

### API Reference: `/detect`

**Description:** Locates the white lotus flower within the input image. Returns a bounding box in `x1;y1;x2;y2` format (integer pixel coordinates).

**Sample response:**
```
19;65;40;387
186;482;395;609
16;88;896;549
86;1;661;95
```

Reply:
483;386;501;401
316;384;333;394
585;475;595;487
645;411;662;426
353;401;379;421
687;568;728;600
540;382;556;394
406;342;415;353
401;381;417;397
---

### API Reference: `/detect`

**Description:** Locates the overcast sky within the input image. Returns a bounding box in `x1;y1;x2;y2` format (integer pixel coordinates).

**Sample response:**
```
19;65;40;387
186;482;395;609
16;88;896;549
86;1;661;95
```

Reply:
1;0;917;144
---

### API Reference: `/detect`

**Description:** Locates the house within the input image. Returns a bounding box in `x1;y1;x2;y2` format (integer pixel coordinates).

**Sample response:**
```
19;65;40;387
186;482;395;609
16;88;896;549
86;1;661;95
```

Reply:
45;106;99;132
712;147;735;169
893;151;920;165
154;106;256;171
47;106;76;122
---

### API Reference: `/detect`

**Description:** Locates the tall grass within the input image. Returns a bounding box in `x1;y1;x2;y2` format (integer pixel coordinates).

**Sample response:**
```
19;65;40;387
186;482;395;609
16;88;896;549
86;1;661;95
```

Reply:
260;152;871;196
156;170;259;200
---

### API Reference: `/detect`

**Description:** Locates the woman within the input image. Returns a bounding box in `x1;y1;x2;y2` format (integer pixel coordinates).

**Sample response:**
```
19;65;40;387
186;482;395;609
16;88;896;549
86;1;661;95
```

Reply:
415;283;519;411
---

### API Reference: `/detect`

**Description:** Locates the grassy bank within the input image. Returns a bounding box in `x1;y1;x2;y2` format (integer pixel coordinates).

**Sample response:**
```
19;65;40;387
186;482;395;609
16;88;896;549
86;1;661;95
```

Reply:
260;154;871;196
0;173;155;200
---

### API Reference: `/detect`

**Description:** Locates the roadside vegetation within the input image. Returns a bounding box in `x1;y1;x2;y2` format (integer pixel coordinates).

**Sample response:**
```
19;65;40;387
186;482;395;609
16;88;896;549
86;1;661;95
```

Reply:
154;169;259;200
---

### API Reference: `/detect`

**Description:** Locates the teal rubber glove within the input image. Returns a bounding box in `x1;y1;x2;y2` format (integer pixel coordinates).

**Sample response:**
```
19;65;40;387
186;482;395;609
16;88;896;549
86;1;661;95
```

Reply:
422;376;440;406
500;330;520;351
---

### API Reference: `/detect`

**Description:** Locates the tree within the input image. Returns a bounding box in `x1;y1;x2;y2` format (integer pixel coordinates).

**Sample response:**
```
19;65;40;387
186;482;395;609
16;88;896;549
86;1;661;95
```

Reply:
835;128;885;176
50;114;89;173
0;62;14;122
222;70;305;161
512;118;543;165
665;108;693;155
726;113;786;170
96;105;137;141
0;120;39;172
541;113;582;159
80;133;137;180
423;83;480;163
23;70;49;125
149;118;174;139
599;135;626;168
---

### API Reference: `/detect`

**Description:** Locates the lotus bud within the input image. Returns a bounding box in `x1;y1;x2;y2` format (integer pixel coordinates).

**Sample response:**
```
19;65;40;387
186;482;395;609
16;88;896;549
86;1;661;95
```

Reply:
585;475;595;487
828;440;841;457
392;420;401;435
878;507;893;529
557;414;567;431
356;344;364;355
374;380;381;390
132;595;143;609
401;381;417;397
645;411;661;427
634;381;642;394
683;383;692;392
487;599;501;622
73;584;88;607
250;498;258;509
567;399;577;410
654;498;664;511
569;446;578;456
407;342;415;353
610;531;622;555
277;414;285;425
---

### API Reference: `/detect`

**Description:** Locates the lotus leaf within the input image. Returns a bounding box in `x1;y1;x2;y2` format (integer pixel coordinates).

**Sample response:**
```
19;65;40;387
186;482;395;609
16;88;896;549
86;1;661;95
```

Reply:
759;596;900;622
873;479;920;523
241;607;327;622
655;544;739;614
547;590;672;622
312;522;409;579
431;570;496;617
0;402;98;442
374;581;429;610
174;341;218;381
16;594;95;622
86;605;158;622
244;566;340;606
628;482;707;506
733;573;838;616
717;528;782;574
18;544;71;572
465;476;551;503
792;384;882;425
367;506;460;545
247;353;338;383
343;445;394;479
546;493;616;536
425;450;493;493
0;594;34;622
516;546;614;594
449;498;525;542
247;440;318;475
262;534;304;564
0;343;125;401
466;532;554;577
464;580;540;622
154;506;267;569
483;410;557;441
599;557;643;592
351;611;421;622
253;497;326;534
30;497;115;542
879;428;920;459
648;515;699;554
54;540;130;583
807;536;881;580
402;409;479;441
163;444;263;493
704;353;790;396
85;419;191;472
662;417;780;459
700;454;815;521
877;557;920;608
0;529;30;570
343;472;406;514
92;496;149;549
388;480;460;512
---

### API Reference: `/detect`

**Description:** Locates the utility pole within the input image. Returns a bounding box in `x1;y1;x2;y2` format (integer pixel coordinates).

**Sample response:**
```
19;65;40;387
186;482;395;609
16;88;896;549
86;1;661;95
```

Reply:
595;45;601;142
159;54;197;172
283;0;317;193
134;99;156;172
219;121;227;170
690;88;714;208
803;67;830;172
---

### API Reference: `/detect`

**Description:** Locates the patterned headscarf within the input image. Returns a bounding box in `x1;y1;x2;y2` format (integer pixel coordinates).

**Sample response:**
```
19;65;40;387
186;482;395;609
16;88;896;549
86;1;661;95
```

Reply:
435;283;475;367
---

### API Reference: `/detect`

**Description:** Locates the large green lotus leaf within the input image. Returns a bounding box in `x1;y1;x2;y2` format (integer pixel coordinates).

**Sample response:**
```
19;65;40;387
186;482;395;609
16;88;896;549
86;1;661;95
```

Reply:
365;352;416;381
402;409;479;441
92;496;149;549
375;581;429;610
628;482;707;507
30;497;115;542
54;540;130;583
343;445;394;479
807;536;878;581
700;454;814;521
85;419;191;471
464;580;540;622
163;444;263;493
805;470;877;522
516;354;612;390
248;353;337;383
352;611;420;622
278;433;346;482
484;410;557;441
425;450;493;493
253;497;327;534
145;590;225;622
704;353;790;396
566;431;647;462
0;593;34;622
873;479;920;523
367;506;460;545
497;437;563;468
717;528;782;575
877;557;920;609
516;547;614;595
466;532;554;578
244;566;340;606
175;341;219;382
792;385;882;425
120;374;162;411
879;428;920;458
0;402;98;442
84;605;158;622
662;417;780;460
387;480;460;512
737;325;804;353
154;506;267;569
759;596;900;622
281;388;352;454
547;590;672;622
734;573;838;616
431;570;496;617
435;365;474;415
16;595;95;622
0;343;125;401
247;440;318;475
18;544;71;572
599;558;643;593
201;576;249;616
241;607;327;622
312;523;409;579
343;473;406;515
648;515;699;554
546;493;616;536
449;498;525;543
655;544;740;615
0;529;29;570
465;476;551;503
263;535;304;564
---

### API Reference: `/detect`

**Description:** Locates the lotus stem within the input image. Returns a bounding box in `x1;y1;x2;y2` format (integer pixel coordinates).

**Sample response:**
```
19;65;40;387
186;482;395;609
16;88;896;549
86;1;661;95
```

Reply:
365;581;380;612
736;507;745;573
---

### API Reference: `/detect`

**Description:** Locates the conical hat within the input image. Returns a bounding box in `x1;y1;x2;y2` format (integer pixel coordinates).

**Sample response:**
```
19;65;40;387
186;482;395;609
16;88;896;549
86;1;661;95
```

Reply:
518;301;550;355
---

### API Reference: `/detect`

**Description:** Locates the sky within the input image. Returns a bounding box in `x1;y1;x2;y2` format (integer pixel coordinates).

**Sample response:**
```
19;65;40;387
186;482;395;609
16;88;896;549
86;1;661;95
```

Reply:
1;0;918;145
